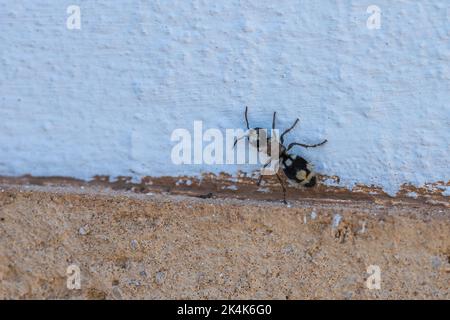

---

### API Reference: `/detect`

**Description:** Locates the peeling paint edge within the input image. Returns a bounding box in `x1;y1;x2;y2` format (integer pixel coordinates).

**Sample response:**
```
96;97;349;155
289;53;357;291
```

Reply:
0;172;448;208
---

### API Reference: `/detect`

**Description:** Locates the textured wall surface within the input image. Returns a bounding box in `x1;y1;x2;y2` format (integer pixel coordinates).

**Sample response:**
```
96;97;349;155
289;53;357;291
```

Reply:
0;1;449;195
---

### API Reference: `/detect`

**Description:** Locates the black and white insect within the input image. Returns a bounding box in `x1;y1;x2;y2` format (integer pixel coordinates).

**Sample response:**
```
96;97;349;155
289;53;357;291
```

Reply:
234;106;327;203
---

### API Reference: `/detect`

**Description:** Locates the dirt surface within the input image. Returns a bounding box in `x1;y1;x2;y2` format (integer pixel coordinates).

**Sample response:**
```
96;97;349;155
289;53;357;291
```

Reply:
0;181;449;299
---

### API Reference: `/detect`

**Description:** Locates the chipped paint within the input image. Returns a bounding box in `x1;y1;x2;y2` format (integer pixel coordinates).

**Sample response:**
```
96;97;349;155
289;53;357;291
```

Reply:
0;173;448;208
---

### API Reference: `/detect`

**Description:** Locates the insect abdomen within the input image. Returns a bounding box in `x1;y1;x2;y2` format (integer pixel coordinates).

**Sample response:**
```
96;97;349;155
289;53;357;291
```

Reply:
282;155;316;187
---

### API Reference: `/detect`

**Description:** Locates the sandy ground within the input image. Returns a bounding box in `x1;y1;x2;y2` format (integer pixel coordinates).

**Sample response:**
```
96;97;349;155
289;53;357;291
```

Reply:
0;182;449;299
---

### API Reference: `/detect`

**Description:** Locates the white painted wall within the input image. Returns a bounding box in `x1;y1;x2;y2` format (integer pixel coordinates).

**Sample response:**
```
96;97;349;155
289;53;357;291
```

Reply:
0;1;449;195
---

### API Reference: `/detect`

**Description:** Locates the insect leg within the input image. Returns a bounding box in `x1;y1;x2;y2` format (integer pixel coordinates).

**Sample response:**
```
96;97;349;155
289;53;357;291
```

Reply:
276;173;287;204
233;134;249;148
257;175;264;186
257;159;272;186
287;139;328;151
280;118;299;144
272;111;280;141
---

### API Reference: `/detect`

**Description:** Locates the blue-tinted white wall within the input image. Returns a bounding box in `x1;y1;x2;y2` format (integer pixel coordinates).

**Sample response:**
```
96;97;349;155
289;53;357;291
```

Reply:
0;1;449;195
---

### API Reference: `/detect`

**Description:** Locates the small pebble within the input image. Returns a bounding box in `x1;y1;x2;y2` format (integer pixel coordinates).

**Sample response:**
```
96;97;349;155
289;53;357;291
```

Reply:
112;286;122;299
282;244;294;255
155;271;166;284
128;279;141;286
431;256;441;269
139;270;147;277
332;214;342;229
130;239;138;250
79;225;90;235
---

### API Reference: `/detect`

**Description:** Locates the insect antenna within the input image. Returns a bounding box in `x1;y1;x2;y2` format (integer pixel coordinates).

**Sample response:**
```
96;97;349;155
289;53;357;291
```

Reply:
287;139;328;151
280;118;299;143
